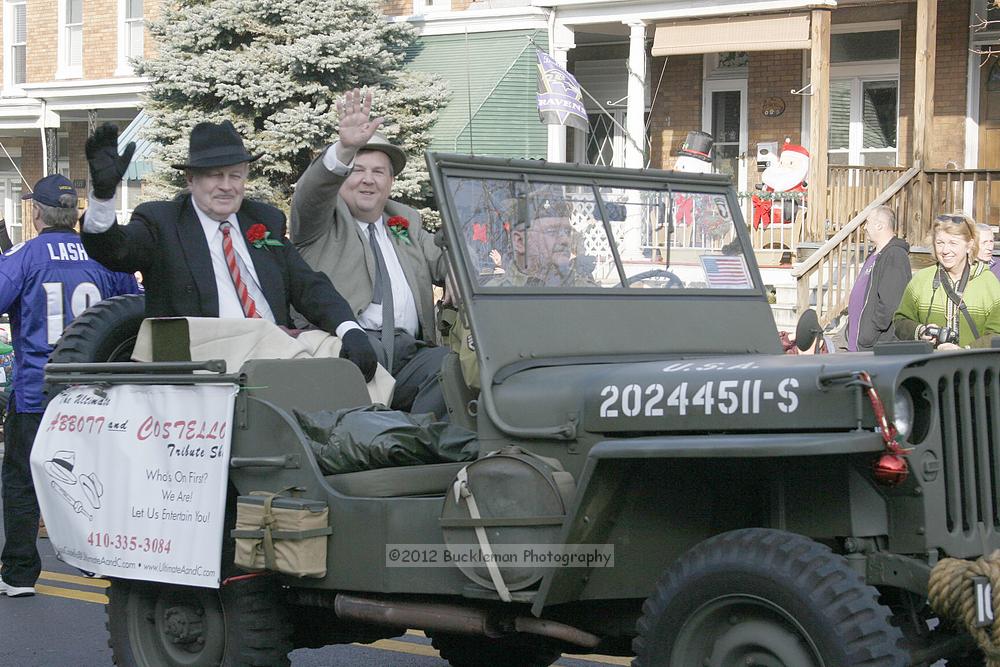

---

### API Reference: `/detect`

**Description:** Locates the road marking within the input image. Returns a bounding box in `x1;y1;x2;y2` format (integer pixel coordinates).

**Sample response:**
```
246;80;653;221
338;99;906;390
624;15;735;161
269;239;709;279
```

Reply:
35;583;108;605
39;570;109;589
360;638;441;658
560;654;633;665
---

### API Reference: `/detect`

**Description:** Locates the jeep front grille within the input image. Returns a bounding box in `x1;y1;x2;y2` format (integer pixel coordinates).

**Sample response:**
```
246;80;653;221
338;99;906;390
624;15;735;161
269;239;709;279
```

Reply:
938;368;1000;534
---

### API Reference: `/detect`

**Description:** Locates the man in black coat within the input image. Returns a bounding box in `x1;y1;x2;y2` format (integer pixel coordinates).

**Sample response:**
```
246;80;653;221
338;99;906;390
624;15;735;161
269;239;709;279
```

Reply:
80;121;377;379
845;205;911;351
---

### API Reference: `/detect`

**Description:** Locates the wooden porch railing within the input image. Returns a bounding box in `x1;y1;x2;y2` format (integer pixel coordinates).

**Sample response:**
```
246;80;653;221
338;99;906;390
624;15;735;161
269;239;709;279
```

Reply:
792;165;920;325
819;165;908;241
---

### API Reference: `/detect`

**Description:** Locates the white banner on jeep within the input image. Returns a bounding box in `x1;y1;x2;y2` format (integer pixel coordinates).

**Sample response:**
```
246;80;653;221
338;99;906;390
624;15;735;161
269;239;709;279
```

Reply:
31;384;237;588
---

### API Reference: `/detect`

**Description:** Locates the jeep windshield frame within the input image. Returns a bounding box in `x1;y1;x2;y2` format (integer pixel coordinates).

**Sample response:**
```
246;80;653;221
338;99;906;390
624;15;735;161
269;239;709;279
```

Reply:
431;157;765;297
427;153;783;440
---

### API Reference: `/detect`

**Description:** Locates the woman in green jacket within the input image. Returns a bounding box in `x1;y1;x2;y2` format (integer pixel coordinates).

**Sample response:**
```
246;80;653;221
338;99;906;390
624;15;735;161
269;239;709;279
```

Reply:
894;213;1000;349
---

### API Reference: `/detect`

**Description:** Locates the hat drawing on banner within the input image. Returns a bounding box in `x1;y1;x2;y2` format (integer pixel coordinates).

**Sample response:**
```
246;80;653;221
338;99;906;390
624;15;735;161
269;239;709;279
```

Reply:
675;131;715;175
81;473;104;509
45;450;78;485
171;120;264;170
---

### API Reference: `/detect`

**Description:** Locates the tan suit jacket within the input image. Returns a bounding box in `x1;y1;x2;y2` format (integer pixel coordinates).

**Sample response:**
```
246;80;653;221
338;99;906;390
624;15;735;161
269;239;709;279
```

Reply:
290;146;447;343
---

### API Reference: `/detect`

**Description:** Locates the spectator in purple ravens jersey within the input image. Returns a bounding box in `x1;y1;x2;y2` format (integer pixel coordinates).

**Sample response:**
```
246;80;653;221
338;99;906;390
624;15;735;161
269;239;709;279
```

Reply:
0;174;138;598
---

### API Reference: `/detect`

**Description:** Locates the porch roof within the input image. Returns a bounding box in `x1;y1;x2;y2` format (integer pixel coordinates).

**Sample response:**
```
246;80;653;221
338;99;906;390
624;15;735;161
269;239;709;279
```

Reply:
651;13;811;56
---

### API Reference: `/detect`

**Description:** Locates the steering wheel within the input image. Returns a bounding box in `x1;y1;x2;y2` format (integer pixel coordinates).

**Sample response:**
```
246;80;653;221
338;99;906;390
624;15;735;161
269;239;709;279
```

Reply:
625;269;684;288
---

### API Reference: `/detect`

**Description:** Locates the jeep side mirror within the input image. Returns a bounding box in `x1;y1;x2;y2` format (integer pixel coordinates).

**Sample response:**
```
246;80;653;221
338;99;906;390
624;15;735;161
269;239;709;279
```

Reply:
795;309;821;352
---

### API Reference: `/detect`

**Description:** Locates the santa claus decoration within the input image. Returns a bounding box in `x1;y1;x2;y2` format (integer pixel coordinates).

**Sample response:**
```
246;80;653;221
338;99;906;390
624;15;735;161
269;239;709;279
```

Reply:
752;141;809;229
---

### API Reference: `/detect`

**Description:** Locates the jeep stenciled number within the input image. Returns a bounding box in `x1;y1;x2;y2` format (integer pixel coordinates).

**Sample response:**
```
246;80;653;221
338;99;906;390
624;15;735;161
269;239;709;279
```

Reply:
41;154;995;667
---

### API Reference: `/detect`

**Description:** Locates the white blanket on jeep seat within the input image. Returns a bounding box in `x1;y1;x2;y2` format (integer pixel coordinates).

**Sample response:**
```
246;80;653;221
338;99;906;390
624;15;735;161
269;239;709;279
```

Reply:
131;317;395;405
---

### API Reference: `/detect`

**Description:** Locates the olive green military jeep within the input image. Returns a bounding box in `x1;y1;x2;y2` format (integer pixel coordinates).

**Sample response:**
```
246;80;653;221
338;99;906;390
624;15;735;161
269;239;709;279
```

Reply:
46;154;996;666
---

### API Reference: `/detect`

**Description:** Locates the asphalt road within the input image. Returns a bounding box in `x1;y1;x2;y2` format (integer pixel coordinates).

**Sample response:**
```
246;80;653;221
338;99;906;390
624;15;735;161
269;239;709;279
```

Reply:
0;525;631;666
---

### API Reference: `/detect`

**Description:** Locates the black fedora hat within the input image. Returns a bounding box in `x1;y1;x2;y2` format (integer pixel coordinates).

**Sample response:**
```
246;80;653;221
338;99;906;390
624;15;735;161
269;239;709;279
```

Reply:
171;120;263;170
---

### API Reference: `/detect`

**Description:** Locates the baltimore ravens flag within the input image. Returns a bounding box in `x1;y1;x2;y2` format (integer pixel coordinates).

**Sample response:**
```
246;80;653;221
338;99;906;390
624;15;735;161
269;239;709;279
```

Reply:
536;50;589;132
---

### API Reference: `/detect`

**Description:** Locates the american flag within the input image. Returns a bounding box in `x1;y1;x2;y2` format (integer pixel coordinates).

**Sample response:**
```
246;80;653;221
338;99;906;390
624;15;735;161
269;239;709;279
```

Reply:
700;255;752;288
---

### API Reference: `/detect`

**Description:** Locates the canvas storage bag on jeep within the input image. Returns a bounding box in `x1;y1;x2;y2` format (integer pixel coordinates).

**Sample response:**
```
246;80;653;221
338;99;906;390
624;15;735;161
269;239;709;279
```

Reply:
231;489;332;578
440;446;576;601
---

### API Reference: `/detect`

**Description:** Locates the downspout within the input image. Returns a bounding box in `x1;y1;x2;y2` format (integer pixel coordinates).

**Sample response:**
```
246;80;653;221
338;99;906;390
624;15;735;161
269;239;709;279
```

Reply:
39;99;48;177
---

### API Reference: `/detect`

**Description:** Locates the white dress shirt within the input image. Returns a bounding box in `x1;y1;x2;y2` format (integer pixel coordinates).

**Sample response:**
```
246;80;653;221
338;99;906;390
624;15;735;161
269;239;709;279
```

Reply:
324;145;420;337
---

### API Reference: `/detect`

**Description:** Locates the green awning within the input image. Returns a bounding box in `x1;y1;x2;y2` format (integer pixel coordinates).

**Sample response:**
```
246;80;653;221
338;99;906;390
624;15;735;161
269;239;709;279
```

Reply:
405;29;548;158
118;110;155;180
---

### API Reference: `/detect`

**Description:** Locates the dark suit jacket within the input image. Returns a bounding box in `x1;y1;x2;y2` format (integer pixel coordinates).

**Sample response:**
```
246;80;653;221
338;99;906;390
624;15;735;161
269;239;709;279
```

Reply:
81;194;355;333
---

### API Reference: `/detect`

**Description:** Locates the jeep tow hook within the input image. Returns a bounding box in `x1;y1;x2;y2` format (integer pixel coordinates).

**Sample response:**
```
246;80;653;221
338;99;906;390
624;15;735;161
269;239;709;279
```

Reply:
333;594;601;648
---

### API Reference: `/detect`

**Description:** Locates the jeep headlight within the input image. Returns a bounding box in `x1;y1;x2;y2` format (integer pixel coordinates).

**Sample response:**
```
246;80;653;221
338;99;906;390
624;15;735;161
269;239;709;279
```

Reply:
893;389;913;439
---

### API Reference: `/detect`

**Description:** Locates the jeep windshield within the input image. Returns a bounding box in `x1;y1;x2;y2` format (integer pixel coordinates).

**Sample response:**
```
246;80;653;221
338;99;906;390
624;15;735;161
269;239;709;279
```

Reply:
442;170;759;294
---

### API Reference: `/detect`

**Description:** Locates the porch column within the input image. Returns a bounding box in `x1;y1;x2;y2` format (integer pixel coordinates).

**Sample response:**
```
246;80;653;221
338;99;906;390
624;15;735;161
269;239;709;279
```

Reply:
913;0;937;168
624;20;647;169
914;0;937;234
546;41;573;163
806;9;831;240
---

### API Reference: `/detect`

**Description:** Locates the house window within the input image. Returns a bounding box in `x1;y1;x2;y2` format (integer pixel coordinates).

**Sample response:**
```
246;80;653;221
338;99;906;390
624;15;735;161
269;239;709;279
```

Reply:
828;78;898;166
822;24;900;166
5;0;26;88
124;0;143;60
831;31;899;63
59;0;83;77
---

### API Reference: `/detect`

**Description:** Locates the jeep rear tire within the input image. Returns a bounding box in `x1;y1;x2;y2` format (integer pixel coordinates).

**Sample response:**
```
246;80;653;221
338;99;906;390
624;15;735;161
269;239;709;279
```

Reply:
106;574;292;667
633;528;908;667
429;632;561;667
50;293;145;363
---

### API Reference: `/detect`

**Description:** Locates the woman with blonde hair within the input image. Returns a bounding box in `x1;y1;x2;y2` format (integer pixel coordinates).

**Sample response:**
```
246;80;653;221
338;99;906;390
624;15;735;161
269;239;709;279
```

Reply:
894;213;1000;349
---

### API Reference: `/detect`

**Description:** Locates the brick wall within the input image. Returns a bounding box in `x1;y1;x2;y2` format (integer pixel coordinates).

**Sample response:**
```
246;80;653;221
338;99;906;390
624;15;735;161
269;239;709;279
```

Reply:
929;0;970;168
69;121;88;182
84;0;118;79
26;0;57;83
382;0;411;16
144;0;158;60
648;55;702;169
748;50;805;189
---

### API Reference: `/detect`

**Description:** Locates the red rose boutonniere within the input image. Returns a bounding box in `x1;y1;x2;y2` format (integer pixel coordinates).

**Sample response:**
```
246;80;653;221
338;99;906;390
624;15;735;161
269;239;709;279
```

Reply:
387;216;411;246
246;223;282;250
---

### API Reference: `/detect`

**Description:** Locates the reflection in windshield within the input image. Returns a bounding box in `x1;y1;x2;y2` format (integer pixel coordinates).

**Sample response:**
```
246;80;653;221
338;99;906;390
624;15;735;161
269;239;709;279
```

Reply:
447;176;755;291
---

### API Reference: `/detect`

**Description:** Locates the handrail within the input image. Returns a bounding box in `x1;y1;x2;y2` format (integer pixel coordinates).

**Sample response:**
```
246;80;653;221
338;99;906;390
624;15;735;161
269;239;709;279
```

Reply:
792;164;921;278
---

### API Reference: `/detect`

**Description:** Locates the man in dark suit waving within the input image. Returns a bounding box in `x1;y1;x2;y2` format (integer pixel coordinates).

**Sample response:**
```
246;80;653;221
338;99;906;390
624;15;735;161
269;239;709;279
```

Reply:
81;121;377;380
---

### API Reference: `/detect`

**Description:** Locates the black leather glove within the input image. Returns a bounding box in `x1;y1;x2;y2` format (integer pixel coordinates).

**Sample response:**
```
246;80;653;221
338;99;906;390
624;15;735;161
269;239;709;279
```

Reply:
86;122;135;200
340;329;377;382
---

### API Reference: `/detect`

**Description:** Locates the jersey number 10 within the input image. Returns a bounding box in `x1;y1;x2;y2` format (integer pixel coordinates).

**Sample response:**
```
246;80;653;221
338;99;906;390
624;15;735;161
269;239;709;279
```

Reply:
43;281;102;345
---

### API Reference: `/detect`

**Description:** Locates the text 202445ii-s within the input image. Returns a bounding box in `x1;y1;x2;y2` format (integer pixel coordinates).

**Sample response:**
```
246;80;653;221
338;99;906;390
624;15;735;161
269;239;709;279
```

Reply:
40;154;994;666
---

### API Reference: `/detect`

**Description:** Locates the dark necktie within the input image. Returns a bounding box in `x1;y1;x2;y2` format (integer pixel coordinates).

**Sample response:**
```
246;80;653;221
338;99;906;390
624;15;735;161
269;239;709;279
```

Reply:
368;222;395;373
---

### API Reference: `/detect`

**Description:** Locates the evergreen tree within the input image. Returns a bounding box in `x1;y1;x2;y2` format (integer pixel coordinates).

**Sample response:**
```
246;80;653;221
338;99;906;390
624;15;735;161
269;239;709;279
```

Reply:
137;0;448;211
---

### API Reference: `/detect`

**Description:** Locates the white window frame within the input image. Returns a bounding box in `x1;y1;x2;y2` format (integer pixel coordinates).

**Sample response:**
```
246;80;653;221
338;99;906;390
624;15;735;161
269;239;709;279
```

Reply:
801;21;901;166
115;0;144;76
702;77;749;194
828;73;900;166
57;0;83;79
3;0;27;95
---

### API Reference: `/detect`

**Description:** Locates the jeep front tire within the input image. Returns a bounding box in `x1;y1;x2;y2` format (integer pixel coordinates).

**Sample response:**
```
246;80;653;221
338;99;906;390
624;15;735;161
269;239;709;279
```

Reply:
633;528;908;666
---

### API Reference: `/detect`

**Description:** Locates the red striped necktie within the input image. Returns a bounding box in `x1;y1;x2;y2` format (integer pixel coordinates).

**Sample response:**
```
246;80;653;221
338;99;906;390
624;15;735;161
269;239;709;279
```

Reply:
220;222;260;319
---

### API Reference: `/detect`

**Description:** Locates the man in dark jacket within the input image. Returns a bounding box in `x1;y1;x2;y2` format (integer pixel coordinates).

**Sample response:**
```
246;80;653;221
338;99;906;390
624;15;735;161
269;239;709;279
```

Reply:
80;121;376;380
846;205;911;351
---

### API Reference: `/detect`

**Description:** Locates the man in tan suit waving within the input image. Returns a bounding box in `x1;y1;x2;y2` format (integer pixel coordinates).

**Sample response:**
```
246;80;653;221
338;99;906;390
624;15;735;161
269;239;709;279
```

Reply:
291;89;449;418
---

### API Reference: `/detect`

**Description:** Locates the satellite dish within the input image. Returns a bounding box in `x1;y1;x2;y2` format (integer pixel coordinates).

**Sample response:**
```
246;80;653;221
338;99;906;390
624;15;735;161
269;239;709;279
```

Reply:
795;309;821;352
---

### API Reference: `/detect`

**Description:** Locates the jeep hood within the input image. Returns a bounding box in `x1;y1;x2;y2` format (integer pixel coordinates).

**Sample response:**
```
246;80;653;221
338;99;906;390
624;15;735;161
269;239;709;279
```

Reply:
488;351;938;435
